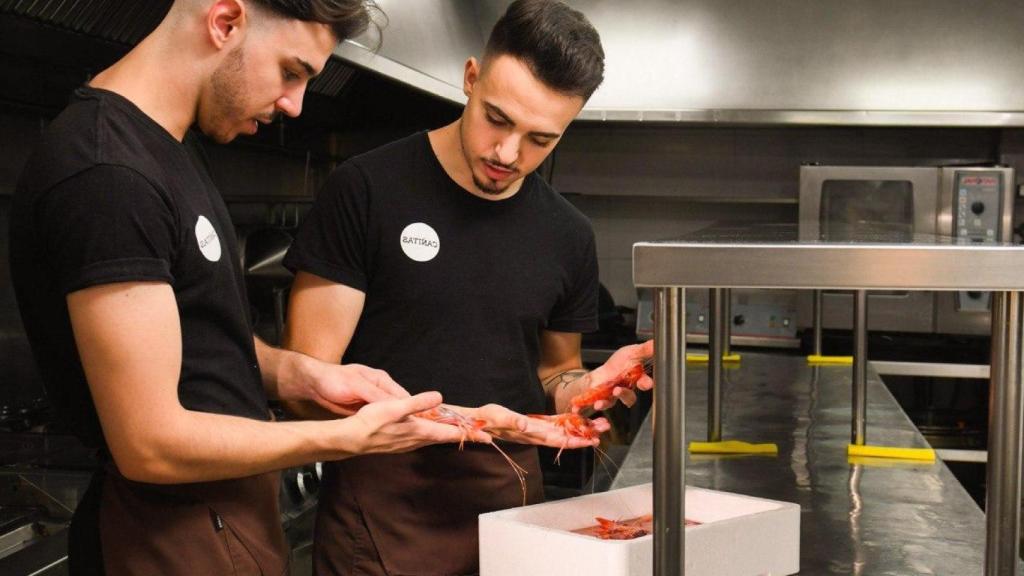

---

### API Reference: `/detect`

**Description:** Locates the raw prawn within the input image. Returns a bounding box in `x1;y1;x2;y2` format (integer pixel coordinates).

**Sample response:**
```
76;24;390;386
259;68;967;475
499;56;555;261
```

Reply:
570;359;652;413
594;514;652;540
573;514;700;540
415;405;530;504
527;413;603;464
415;405;487;450
528;413;602;441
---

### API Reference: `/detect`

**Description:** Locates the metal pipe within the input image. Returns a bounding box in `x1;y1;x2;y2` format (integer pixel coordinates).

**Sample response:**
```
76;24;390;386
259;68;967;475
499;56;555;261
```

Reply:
852;290;868;446
654;287;685;576
708;288;724;442
813;289;824;355
722;288;732;357
984;291;1023;576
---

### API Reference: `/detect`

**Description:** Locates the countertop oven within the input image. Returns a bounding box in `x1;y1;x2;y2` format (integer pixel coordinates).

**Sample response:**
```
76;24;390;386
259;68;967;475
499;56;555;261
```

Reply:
798;165;1015;335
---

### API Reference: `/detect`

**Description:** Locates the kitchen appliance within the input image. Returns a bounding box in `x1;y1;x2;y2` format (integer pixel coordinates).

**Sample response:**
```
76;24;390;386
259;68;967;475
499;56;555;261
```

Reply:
635;288;799;348
798;165;1016;335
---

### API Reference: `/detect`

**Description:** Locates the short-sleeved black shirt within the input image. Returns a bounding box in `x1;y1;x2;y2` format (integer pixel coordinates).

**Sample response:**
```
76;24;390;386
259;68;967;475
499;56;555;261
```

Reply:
284;132;599;414
10;86;269;449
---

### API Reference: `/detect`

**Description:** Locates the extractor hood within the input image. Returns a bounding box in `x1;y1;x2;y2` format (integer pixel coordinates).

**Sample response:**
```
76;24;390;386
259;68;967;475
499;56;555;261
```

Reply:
337;0;1024;126
0;0;360;99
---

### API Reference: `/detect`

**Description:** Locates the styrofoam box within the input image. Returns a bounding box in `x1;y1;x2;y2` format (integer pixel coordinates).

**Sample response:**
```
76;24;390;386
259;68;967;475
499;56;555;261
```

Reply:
479;483;799;576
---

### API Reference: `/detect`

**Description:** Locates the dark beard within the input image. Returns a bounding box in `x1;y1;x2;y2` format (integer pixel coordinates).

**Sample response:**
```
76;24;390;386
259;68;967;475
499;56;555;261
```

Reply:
472;174;507;195
459;117;510;196
207;46;247;142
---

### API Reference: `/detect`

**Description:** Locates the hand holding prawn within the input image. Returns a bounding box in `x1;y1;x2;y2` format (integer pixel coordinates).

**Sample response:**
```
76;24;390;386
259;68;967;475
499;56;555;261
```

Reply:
570;340;654;413
434;403;609;449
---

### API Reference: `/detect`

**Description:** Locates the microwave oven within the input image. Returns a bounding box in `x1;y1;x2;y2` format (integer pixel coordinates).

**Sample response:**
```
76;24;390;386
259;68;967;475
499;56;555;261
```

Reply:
797;165;1015;335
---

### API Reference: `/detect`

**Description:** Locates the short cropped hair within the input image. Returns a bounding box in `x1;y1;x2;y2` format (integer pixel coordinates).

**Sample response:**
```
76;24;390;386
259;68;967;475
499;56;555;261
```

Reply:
250;0;379;42
484;0;605;99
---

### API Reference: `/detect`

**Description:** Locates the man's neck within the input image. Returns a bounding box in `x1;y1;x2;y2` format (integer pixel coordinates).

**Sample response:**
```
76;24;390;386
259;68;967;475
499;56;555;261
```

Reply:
427;120;524;201
89;26;202;142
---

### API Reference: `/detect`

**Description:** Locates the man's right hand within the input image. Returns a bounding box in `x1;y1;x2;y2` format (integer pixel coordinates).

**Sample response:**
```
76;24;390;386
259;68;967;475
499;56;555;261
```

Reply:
445;403;609;449
337;391;491;455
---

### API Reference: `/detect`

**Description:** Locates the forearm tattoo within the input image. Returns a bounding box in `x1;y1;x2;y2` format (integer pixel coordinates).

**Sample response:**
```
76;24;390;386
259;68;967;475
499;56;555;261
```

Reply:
544;369;590;393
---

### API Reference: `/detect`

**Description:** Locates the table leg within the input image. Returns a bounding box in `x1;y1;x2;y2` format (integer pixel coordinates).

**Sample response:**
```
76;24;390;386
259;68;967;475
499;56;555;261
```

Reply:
984;291;1022;576
813;289;823;356
722;288;732;357
708;288;724;442
654;287;685;576
852;290;868;446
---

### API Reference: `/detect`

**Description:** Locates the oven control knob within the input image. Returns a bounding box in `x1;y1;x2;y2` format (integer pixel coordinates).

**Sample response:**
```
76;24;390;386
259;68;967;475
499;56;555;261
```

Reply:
733;315;746;326
971;201;985;215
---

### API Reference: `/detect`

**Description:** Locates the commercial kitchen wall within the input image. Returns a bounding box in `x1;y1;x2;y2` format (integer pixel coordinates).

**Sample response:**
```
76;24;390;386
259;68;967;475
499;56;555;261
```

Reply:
556;125;1024;309
3;103;1024;401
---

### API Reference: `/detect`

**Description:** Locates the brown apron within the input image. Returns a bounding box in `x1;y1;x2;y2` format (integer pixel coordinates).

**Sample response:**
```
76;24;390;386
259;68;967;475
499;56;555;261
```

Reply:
313;443;543;576
69;461;288;575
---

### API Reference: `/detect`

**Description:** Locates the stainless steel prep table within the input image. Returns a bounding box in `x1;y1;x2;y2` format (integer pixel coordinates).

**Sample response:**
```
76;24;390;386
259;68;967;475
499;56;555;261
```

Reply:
612;353;1007;575
633;225;1024;576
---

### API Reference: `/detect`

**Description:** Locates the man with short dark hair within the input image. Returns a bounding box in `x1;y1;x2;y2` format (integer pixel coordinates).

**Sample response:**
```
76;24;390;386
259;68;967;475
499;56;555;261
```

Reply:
283;1;653;573
10;1;487;574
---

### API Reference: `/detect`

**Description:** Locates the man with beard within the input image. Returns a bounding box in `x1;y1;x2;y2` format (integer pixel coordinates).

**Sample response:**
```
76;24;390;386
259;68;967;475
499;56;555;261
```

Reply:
9;1;492;574
283;1;654;573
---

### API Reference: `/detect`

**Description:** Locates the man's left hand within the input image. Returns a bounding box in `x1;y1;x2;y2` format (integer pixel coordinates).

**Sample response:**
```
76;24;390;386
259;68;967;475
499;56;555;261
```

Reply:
576;340;654;412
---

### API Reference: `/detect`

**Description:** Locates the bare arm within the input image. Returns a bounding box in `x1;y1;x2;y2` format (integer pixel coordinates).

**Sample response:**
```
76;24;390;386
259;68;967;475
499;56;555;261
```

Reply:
278;271;377;419
538;331;589;414
539;332;655;414
256;271;409;418
255;336;408;416
68;281;478;484
283;271;365;363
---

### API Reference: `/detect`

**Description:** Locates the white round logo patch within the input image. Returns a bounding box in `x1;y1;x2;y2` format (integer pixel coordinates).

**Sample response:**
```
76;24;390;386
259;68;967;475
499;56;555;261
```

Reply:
195;215;222;262
399;222;440;262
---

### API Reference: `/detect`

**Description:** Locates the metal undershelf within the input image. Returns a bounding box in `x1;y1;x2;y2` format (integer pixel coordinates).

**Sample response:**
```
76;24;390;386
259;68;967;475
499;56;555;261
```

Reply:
612;352;1017;575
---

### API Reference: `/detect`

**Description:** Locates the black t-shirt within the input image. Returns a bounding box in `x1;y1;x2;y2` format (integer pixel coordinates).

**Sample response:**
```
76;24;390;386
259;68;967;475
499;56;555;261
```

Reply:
10;86;269;449
284;132;599;414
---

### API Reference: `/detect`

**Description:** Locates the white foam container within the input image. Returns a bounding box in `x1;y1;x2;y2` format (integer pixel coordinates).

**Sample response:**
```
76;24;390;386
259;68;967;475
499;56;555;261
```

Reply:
479;483;799;576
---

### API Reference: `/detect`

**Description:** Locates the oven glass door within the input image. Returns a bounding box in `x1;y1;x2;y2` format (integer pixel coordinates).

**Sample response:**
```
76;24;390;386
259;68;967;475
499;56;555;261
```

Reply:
798;166;939;242
820;179;914;242
798;166;940;332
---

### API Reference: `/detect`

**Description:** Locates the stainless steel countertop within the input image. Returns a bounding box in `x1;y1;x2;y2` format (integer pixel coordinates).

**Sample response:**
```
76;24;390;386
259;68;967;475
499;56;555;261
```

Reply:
612;352;1016;576
0;468;88;576
633;225;1024;290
